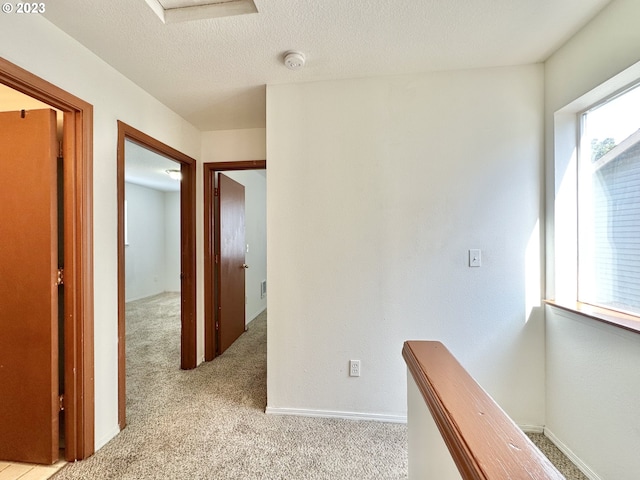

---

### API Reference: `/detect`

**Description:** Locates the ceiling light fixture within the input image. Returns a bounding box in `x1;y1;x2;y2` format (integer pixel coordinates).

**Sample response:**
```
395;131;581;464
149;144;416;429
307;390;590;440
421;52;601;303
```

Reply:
283;51;306;71
145;0;258;24
166;169;182;180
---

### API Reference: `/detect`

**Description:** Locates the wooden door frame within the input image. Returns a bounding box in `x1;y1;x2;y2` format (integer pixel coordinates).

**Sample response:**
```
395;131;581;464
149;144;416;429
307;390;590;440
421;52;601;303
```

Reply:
203;160;266;361
0;57;95;461
117;122;197;429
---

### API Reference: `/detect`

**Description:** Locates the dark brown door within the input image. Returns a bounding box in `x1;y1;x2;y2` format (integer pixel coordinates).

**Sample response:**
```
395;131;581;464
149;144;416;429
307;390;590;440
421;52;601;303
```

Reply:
0;109;59;464
217;173;246;354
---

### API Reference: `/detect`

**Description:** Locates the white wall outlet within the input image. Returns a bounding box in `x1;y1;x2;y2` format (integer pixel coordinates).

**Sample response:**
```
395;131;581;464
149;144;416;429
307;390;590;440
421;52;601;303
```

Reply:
349;360;361;377
469;249;482;267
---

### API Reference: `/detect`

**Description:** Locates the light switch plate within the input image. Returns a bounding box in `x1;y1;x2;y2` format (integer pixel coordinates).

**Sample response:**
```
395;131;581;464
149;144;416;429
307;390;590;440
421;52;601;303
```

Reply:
469;249;481;267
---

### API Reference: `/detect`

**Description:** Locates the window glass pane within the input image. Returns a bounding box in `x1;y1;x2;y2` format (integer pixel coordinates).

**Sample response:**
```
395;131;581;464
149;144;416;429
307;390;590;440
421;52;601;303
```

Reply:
579;84;640;315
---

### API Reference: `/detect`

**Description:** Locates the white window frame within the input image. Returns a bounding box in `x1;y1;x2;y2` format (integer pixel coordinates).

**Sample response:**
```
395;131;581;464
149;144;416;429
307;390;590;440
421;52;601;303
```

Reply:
550;61;640;329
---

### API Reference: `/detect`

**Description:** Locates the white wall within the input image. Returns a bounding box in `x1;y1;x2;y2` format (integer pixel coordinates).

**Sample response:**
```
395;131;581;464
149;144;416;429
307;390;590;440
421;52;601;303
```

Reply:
223;170;267;324
125;183;165;300
0;15;203;450
124;184;180;301
545;308;640;479
266;65;545;423
201;128;266;162
544;1;640;478
407;372;461;479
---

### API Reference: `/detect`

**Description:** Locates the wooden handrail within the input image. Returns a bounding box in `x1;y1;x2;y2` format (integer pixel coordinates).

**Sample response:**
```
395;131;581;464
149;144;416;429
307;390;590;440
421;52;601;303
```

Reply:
403;341;565;480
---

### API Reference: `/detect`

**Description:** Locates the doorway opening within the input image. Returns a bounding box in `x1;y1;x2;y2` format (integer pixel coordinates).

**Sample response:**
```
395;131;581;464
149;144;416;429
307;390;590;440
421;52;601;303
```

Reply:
117;122;197;429
0;58;94;463
204;160;266;360
123;140;182;303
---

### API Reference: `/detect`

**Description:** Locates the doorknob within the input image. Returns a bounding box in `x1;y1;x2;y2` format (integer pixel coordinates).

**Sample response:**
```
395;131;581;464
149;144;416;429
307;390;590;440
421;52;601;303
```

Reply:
242;264;249;269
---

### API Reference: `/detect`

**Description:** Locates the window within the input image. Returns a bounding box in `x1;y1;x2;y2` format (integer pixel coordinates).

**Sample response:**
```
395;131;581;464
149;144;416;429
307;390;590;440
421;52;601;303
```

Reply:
578;83;640;315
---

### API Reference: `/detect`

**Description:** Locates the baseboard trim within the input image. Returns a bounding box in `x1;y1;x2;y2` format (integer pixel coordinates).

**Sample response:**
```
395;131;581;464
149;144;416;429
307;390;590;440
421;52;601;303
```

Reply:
247;306;267;325
125;290;179;303
265;406;407;424
543;428;602;480
95;425;121;451
519;424;544;434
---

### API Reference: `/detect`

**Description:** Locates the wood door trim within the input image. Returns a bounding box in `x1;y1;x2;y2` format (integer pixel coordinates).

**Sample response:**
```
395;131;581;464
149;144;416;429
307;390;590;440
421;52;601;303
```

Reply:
0;57;95;461
117;121;198;430
203;160;266;361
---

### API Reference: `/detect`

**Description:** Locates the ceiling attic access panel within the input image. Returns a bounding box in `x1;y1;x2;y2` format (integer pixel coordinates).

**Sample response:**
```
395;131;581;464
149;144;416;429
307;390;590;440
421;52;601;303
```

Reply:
145;0;258;23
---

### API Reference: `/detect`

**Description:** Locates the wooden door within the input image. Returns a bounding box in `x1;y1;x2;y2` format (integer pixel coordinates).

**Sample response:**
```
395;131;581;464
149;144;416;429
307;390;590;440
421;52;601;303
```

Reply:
217;173;246;353
0;109;59;464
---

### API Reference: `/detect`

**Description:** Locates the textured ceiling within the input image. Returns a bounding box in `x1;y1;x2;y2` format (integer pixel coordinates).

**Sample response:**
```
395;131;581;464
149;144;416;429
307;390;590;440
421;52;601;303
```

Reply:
42;0;612;131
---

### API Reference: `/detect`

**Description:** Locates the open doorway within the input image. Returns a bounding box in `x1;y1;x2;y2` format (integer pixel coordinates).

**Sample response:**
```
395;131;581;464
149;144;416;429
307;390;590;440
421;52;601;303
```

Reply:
124;141;182;302
204;161;266;360
0;58;94;463
117;122;196;429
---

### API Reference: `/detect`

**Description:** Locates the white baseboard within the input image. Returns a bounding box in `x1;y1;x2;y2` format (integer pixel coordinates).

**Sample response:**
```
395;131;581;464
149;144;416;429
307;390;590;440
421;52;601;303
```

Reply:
247;306;267;325
125;290;179;303
519;424;544;433
95;424;121;451
543;428;602;480
265;406;407;424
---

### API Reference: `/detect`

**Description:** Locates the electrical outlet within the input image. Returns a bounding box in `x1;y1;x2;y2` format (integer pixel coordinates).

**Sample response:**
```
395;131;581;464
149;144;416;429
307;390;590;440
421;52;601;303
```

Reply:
349;360;361;377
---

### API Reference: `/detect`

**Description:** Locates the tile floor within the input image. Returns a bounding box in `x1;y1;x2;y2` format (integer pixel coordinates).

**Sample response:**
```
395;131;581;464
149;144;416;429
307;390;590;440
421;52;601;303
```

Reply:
0;460;65;480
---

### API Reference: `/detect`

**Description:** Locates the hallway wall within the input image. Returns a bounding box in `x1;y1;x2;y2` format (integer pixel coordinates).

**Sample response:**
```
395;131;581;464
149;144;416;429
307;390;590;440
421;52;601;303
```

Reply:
125;183;180;301
0;14;202;450
544;0;640;478
266;65;545;423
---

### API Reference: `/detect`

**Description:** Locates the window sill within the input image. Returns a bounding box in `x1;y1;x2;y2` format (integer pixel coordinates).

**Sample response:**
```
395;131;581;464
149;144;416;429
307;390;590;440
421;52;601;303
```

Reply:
544;300;640;335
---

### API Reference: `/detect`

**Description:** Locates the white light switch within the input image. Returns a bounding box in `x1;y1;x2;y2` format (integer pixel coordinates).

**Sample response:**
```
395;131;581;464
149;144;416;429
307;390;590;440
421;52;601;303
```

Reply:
469;249;482;267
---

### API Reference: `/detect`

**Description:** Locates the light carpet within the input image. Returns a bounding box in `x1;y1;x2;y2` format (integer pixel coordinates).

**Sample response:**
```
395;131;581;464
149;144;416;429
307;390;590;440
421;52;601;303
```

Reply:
526;433;588;480
52;293;407;480
52;293;585;479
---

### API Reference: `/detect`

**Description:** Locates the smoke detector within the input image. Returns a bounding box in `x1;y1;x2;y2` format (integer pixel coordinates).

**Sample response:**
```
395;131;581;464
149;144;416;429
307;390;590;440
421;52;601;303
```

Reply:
283;51;306;71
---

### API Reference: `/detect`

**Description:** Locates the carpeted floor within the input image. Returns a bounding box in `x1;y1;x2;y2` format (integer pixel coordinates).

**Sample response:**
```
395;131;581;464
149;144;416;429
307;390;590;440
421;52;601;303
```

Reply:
52;293;408;480
526;433;588;480
51;293;587;480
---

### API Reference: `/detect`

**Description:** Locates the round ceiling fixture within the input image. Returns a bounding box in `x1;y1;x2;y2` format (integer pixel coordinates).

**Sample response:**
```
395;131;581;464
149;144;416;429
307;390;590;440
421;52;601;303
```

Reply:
166;169;182;180
283;51;305;71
